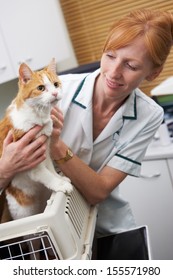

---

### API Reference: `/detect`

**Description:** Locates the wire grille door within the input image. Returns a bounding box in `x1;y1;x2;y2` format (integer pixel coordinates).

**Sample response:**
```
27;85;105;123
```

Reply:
0;231;59;260
0;187;97;260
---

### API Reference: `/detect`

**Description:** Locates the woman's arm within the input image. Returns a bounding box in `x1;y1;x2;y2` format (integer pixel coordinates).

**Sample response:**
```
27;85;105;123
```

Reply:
50;107;127;205
53;139;127;205
0;126;47;190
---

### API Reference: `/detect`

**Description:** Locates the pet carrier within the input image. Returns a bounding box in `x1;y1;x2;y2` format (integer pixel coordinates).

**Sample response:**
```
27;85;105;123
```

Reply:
0;186;97;260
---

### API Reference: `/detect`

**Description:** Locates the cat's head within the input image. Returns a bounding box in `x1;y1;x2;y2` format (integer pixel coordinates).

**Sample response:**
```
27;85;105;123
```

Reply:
16;58;62;110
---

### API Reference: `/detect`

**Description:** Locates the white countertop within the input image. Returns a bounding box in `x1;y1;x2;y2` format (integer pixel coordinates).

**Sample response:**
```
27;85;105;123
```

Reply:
144;138;173;160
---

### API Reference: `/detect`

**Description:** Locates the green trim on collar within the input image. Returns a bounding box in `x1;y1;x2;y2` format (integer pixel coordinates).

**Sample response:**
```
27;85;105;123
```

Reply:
115;153;141;166
72;76;88;109
123;93;137;120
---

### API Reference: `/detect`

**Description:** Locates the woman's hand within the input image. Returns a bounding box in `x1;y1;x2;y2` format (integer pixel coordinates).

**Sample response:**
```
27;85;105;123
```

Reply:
0;126;47;179
50;106;64;157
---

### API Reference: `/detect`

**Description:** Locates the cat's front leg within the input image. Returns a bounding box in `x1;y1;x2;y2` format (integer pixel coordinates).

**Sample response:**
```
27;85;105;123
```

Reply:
28;164;73;194
36;120;53;138
42;120;53;136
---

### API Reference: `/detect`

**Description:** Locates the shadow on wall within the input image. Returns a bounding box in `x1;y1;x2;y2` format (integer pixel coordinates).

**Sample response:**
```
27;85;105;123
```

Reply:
0;78;18;118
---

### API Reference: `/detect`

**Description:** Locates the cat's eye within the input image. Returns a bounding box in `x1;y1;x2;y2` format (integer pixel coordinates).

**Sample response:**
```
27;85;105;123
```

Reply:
37;85;45;91
54;82;59;88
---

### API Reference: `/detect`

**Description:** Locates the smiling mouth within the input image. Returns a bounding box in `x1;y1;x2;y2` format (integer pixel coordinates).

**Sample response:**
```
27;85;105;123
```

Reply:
106;78;124;88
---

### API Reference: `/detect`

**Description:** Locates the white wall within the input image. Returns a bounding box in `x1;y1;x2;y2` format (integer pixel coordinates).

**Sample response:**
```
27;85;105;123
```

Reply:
54;0;78;72
0;0;77;118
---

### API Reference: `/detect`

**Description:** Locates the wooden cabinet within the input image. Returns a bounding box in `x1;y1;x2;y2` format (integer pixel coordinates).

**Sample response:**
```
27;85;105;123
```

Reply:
0;0;71;84
120;159;173;260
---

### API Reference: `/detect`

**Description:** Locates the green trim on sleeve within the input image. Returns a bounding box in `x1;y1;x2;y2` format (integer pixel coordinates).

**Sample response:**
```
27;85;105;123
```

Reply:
115;153;141;166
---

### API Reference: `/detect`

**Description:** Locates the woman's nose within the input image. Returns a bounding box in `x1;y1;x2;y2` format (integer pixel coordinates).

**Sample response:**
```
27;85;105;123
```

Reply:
110;61;122;79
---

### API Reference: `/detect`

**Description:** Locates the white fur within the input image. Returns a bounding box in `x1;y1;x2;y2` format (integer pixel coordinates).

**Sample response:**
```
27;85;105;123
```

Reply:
6;73;72;221
9;74;62;133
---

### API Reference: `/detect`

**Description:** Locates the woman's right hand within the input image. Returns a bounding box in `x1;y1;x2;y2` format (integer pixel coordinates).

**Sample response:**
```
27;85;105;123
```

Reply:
0;126;47;180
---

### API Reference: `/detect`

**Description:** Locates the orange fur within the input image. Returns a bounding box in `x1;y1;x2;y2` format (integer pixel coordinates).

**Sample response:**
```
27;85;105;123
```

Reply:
6;185;35;206
12;129;26;141
0;60;61;156
0;59;66;226
0;112;27;153
0;116;13;156
15;66;61;109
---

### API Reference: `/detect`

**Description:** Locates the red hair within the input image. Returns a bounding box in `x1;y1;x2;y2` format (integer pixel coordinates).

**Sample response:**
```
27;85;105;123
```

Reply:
103;9;173;67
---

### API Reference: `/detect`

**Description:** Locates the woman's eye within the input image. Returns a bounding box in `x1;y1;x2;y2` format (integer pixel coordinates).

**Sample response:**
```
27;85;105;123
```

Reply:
106;53;114;59
54;82;59;88
37;85;45;91
126;63;137;71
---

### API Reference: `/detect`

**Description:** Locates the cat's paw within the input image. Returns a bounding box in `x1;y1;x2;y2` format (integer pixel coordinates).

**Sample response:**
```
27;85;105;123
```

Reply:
58;171;71;183
62;182;73;194
54;181;73;194
41;121;53;137
62;176;71;183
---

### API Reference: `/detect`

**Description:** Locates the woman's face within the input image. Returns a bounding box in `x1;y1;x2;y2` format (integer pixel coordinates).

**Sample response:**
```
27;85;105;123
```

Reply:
100;37;156;101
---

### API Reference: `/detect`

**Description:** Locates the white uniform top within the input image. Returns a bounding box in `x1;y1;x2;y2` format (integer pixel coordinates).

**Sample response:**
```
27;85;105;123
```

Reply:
59;69;164;236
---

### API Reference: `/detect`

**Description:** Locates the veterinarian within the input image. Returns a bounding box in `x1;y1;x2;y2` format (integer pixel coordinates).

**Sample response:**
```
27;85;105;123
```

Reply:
1;9;173;241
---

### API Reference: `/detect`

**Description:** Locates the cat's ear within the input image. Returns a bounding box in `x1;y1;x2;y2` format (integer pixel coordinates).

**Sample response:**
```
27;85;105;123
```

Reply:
19;63;33;83
47;58;57;74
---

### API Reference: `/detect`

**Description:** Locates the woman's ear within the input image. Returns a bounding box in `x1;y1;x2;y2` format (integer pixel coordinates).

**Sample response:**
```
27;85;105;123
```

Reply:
146;66;163;81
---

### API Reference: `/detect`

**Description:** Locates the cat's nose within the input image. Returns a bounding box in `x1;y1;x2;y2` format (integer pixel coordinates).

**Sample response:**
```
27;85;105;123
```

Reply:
52;92;57;97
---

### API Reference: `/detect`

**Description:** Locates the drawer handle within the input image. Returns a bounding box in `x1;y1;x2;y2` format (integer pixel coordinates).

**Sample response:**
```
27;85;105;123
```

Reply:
140;172;161;178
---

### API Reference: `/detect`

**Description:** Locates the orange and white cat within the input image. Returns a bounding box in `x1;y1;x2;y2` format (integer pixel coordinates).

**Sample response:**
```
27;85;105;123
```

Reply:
0;58;72;221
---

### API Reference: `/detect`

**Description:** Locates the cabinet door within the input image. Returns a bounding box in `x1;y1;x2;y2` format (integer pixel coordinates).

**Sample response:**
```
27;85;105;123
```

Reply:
0;29;15;83
120;159;173;260
0;0;71;76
